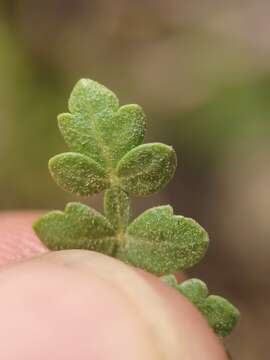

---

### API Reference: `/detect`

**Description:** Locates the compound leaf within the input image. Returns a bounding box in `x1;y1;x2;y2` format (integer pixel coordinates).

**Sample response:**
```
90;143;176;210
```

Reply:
117;143;177;196
33;202;116;254
49;152;109;196
123;206;209;274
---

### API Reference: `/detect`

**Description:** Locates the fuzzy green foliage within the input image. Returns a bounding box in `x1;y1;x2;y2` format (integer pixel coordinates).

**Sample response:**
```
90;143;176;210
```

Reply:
126;206;208;274
118;143;177;196
34;78;207;274
161;275;240;337
49;153;109;195
58;79;146;168
34;202;115;253
33;78;239;337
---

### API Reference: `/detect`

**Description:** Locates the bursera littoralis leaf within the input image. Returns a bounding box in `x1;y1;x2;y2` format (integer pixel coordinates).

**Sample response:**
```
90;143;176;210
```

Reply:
122;205;209;274
33;202;116;254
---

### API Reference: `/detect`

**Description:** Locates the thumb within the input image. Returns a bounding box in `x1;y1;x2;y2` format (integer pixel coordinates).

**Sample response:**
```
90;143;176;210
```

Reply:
0;249;227;360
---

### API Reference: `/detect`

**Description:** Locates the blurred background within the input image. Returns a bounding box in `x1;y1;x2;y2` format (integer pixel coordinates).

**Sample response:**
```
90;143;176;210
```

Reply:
0;0;269;357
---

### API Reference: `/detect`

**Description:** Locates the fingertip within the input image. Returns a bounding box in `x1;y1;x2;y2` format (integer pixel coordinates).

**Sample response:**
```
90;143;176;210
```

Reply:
0;211;47;267
0;250;227;359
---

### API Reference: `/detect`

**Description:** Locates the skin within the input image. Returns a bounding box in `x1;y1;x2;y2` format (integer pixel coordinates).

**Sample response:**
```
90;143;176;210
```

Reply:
0;212;227;360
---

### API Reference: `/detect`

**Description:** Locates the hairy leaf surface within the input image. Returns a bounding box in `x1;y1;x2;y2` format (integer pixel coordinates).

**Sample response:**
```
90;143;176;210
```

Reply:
117;143;177;196
201;295;240;338
177;278;240;337
58;79;146;167
124;206;209;274
177;278;208;306
33;202;116;253
49;152;109;196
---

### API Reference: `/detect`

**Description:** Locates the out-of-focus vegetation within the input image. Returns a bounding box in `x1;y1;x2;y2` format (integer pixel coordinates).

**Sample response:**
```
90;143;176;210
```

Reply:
1;1;270;358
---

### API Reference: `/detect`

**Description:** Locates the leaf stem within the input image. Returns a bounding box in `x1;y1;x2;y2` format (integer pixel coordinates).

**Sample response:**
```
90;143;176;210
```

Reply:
104;186;130;237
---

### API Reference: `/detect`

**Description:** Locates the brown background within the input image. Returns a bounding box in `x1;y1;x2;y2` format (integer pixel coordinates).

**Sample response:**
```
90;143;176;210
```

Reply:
1;1;270;358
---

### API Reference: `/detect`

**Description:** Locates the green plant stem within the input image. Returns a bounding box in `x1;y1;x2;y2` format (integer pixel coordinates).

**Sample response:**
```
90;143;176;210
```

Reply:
104;186;130;237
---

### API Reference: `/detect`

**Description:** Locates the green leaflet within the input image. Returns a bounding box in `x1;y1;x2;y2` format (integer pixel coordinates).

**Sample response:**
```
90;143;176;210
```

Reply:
178;279;240;338
202;295;240;338
68;78;119;120
97;104;146;168
125;206;209;274
177;278;208;307
117;143;177;196
33;202;116;254
49;152;109;196
58;79;146;167
161;276;240;338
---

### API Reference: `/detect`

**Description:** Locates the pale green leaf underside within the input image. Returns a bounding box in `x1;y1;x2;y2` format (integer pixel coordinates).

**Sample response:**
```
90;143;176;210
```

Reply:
33;202;116;254
125;206;209;274
117;143;177;196
162;277;240;338
58;79;146;167
49;152;109;196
